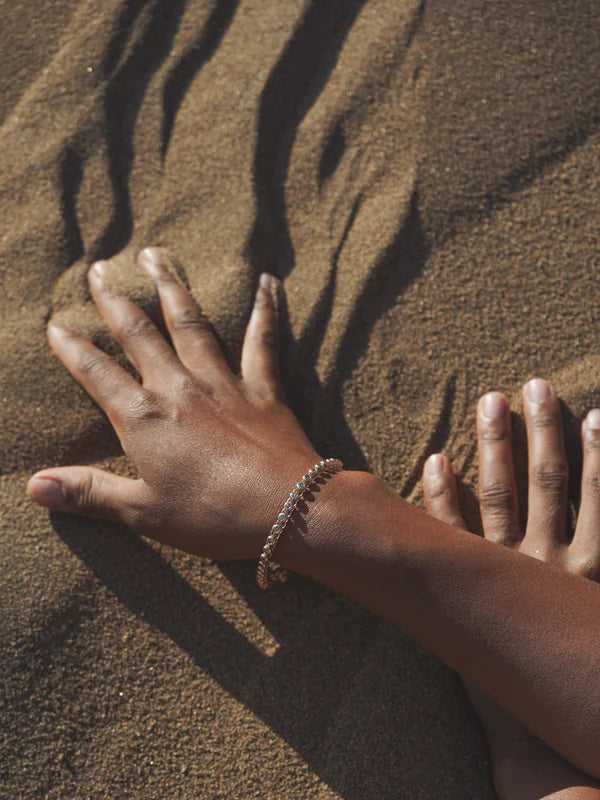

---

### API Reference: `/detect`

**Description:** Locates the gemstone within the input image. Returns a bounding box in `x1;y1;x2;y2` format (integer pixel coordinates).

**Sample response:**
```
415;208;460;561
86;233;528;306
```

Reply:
303;474;311;483
291;490;299;500
297;481;306;490
309;468;317;476
284;501;293;511
278;513;287;522
267;535;275;544
272;524;281;533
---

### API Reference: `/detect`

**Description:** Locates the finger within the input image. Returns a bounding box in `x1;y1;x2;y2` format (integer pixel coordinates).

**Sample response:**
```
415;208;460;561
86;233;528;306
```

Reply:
477;392;521;546
570;410;600;577
523;378;568;546
423;454;467;530
138;249;231;379
48;323;146;430
240;274;283;399
89;260;180;387
27;466;151;530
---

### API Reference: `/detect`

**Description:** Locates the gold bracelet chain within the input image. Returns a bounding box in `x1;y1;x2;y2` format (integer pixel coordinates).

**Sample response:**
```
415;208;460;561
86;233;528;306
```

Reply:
256;458;343;589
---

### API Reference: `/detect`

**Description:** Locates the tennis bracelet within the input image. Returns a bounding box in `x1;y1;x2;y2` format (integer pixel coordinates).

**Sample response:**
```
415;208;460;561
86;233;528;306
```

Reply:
256;458;343;589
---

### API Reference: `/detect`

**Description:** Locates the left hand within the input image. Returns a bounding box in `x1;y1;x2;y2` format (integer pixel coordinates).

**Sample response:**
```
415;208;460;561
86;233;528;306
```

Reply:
27;248;321;560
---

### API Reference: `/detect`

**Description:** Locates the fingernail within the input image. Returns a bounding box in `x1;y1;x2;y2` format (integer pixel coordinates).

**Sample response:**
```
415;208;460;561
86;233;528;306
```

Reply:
259;273;272;291
47;323;68;338
91;260;108;280
28;476;65;508
139;248;163;279
481;392;505;418
585;409;600;431
426;454;444;475
526;378;551;404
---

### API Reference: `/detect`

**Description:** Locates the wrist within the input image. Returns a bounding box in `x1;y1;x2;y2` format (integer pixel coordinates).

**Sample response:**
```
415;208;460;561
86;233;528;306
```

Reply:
273;468;381;578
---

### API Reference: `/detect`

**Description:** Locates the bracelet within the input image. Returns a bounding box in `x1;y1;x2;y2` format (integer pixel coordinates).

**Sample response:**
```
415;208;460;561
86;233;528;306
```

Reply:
256;458;343;589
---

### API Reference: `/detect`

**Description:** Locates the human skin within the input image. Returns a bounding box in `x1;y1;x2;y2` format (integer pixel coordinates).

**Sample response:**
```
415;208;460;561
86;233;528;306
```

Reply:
422;390;600;799
27;249;600;779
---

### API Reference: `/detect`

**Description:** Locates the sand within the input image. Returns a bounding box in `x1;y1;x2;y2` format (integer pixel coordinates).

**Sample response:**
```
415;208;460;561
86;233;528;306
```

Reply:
2;0;600;797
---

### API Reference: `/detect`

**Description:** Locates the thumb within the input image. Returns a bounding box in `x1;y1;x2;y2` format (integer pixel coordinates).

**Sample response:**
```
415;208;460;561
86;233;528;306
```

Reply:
27;466;149;530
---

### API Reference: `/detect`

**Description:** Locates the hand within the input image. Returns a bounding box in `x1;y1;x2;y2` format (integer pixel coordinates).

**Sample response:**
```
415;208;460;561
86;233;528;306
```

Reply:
27;249;321;560
422;380;600;797
424;380;599;574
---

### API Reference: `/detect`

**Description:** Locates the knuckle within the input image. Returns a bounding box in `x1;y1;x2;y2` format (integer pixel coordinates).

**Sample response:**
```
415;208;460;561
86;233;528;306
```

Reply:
170;307;212;335
479;482;514;515
245;380;285;410
584;472;600;499
122;391;163;423
165;375;218;419
488;530;518;546
172;373;199;395
167;375;208;411
529;410;560;432
569;555;600;581
480;429;508;445
256;327;277;350
479;419;509;444
63;473;94;511
155;268;177;285
79;351;112;378
530;461;568;494
258;385;285;407
254;293;275;313
119;315;155;342
173;372;218;401
584;433;600;452
427;483;448;503
426;476;453;502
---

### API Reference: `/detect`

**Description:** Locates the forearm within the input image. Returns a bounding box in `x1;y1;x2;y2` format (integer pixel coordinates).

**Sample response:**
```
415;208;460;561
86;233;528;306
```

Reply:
277;470;600;778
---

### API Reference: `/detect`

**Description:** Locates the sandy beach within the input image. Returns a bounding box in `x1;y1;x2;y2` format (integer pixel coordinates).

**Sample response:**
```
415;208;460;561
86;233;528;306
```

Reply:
2;0;600;796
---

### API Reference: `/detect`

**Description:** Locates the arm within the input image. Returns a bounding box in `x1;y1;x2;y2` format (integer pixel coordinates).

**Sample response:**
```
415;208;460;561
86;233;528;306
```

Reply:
28;250;600;780
420;386;600;800
275;471;600;778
